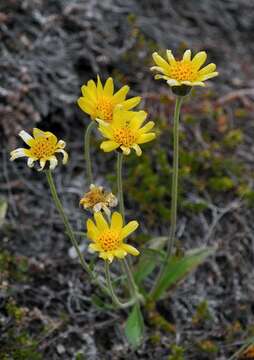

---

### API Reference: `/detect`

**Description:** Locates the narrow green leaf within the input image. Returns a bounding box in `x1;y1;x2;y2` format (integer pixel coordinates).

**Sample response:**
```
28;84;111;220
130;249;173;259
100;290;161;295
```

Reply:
133;236;167;286
152;247;215;301
125;304;144;348
134;248;165;285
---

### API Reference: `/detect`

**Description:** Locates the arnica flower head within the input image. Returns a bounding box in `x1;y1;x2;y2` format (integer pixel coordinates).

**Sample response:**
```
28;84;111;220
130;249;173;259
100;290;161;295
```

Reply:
77;75;141;123
80;184;118;216
151;50;218;91
87;211;139;263
97;107;156;156
10;128;68;171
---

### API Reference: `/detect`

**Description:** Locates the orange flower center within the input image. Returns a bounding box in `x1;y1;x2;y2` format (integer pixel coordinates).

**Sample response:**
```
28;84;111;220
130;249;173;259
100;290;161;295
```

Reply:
113;127;137;147
170;60;198;81
30;137;56;158
96;97;114;123
98;230;120;251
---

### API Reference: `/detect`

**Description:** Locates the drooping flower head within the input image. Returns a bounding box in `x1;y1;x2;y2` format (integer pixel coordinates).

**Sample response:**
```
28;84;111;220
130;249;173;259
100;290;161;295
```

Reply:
87;211;139;263
80;184;118;216
10;128;68;171
97;107;156;156
77;76;141;123
151;50;218;90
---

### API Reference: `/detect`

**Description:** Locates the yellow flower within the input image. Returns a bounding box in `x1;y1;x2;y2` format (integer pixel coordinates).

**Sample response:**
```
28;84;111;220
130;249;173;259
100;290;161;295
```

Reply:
151;49;218;87
10;128;68;171
87;211;139;263
80;184;118;216
77;75;141;123
97;107;156;156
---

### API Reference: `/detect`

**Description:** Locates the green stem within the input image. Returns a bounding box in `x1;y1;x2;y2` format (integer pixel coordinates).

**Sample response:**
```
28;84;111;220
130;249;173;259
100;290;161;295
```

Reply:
45;170;109;295
117;152;125;219
115;152;143;304
166;95;183;258
122;258;143;303
105;261;135;308
150;95;183;297
84;121;96;184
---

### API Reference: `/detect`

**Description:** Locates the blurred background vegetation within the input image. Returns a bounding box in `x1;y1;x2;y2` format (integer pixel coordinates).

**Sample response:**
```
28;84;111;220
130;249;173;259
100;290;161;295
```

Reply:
1;0;254;359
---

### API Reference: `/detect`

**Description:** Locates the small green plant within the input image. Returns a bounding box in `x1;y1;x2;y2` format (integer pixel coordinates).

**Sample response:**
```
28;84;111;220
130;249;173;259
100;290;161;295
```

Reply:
192;300;212;325
168;344;185;360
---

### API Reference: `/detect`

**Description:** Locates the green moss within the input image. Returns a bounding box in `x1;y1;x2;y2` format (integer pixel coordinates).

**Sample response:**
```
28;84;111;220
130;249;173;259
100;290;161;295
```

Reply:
223;129;244;148
0;250;30;283
208;176;235;192
75;353;86;360
0;327;42;360
146;301;176;334
6;299;27;322
192;300;212;325
168;344;185;360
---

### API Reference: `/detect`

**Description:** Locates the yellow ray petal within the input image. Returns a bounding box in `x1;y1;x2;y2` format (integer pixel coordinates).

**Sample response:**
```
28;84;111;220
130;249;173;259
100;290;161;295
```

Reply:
154;74;171;81
89;243;100;252
98;125;113;139
197;63;216;76
120;220;139;239
33;128;45;138
198;71;219;81
191;51;207;69
112;107;135;127
10;148;29;161
112;85;129;103
94;212;109;231
111;212;123;231
103;77;114;97
121;244;139;256
77;98;96;116
96;75;104;98
55;149;68;164
138;133;156;144
183;49;191;61
87;219;99;240
138;121;155;134
152;52;171;74
129;111;147;129
120;146;131;155
121;96;141;110
166;50;176;65
49;155;58;170
150;66;165;73
132;144;142;156
167;79;181;86
113;249;127;258
100;140;119;152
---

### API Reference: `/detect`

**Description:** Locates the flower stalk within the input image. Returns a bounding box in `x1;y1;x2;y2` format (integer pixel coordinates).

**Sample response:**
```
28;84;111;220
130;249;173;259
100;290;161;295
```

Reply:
105;261;135;308
84;121;96;184
45;169;109;295
150;95;184;296
117;152;125;220
166;95;183;257
115;152;143;304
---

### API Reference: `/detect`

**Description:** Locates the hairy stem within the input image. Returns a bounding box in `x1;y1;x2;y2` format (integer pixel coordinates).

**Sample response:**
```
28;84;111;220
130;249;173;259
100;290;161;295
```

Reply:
150;95;183;298
117;152;125;220
45;169;109;295
105;261;135;308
